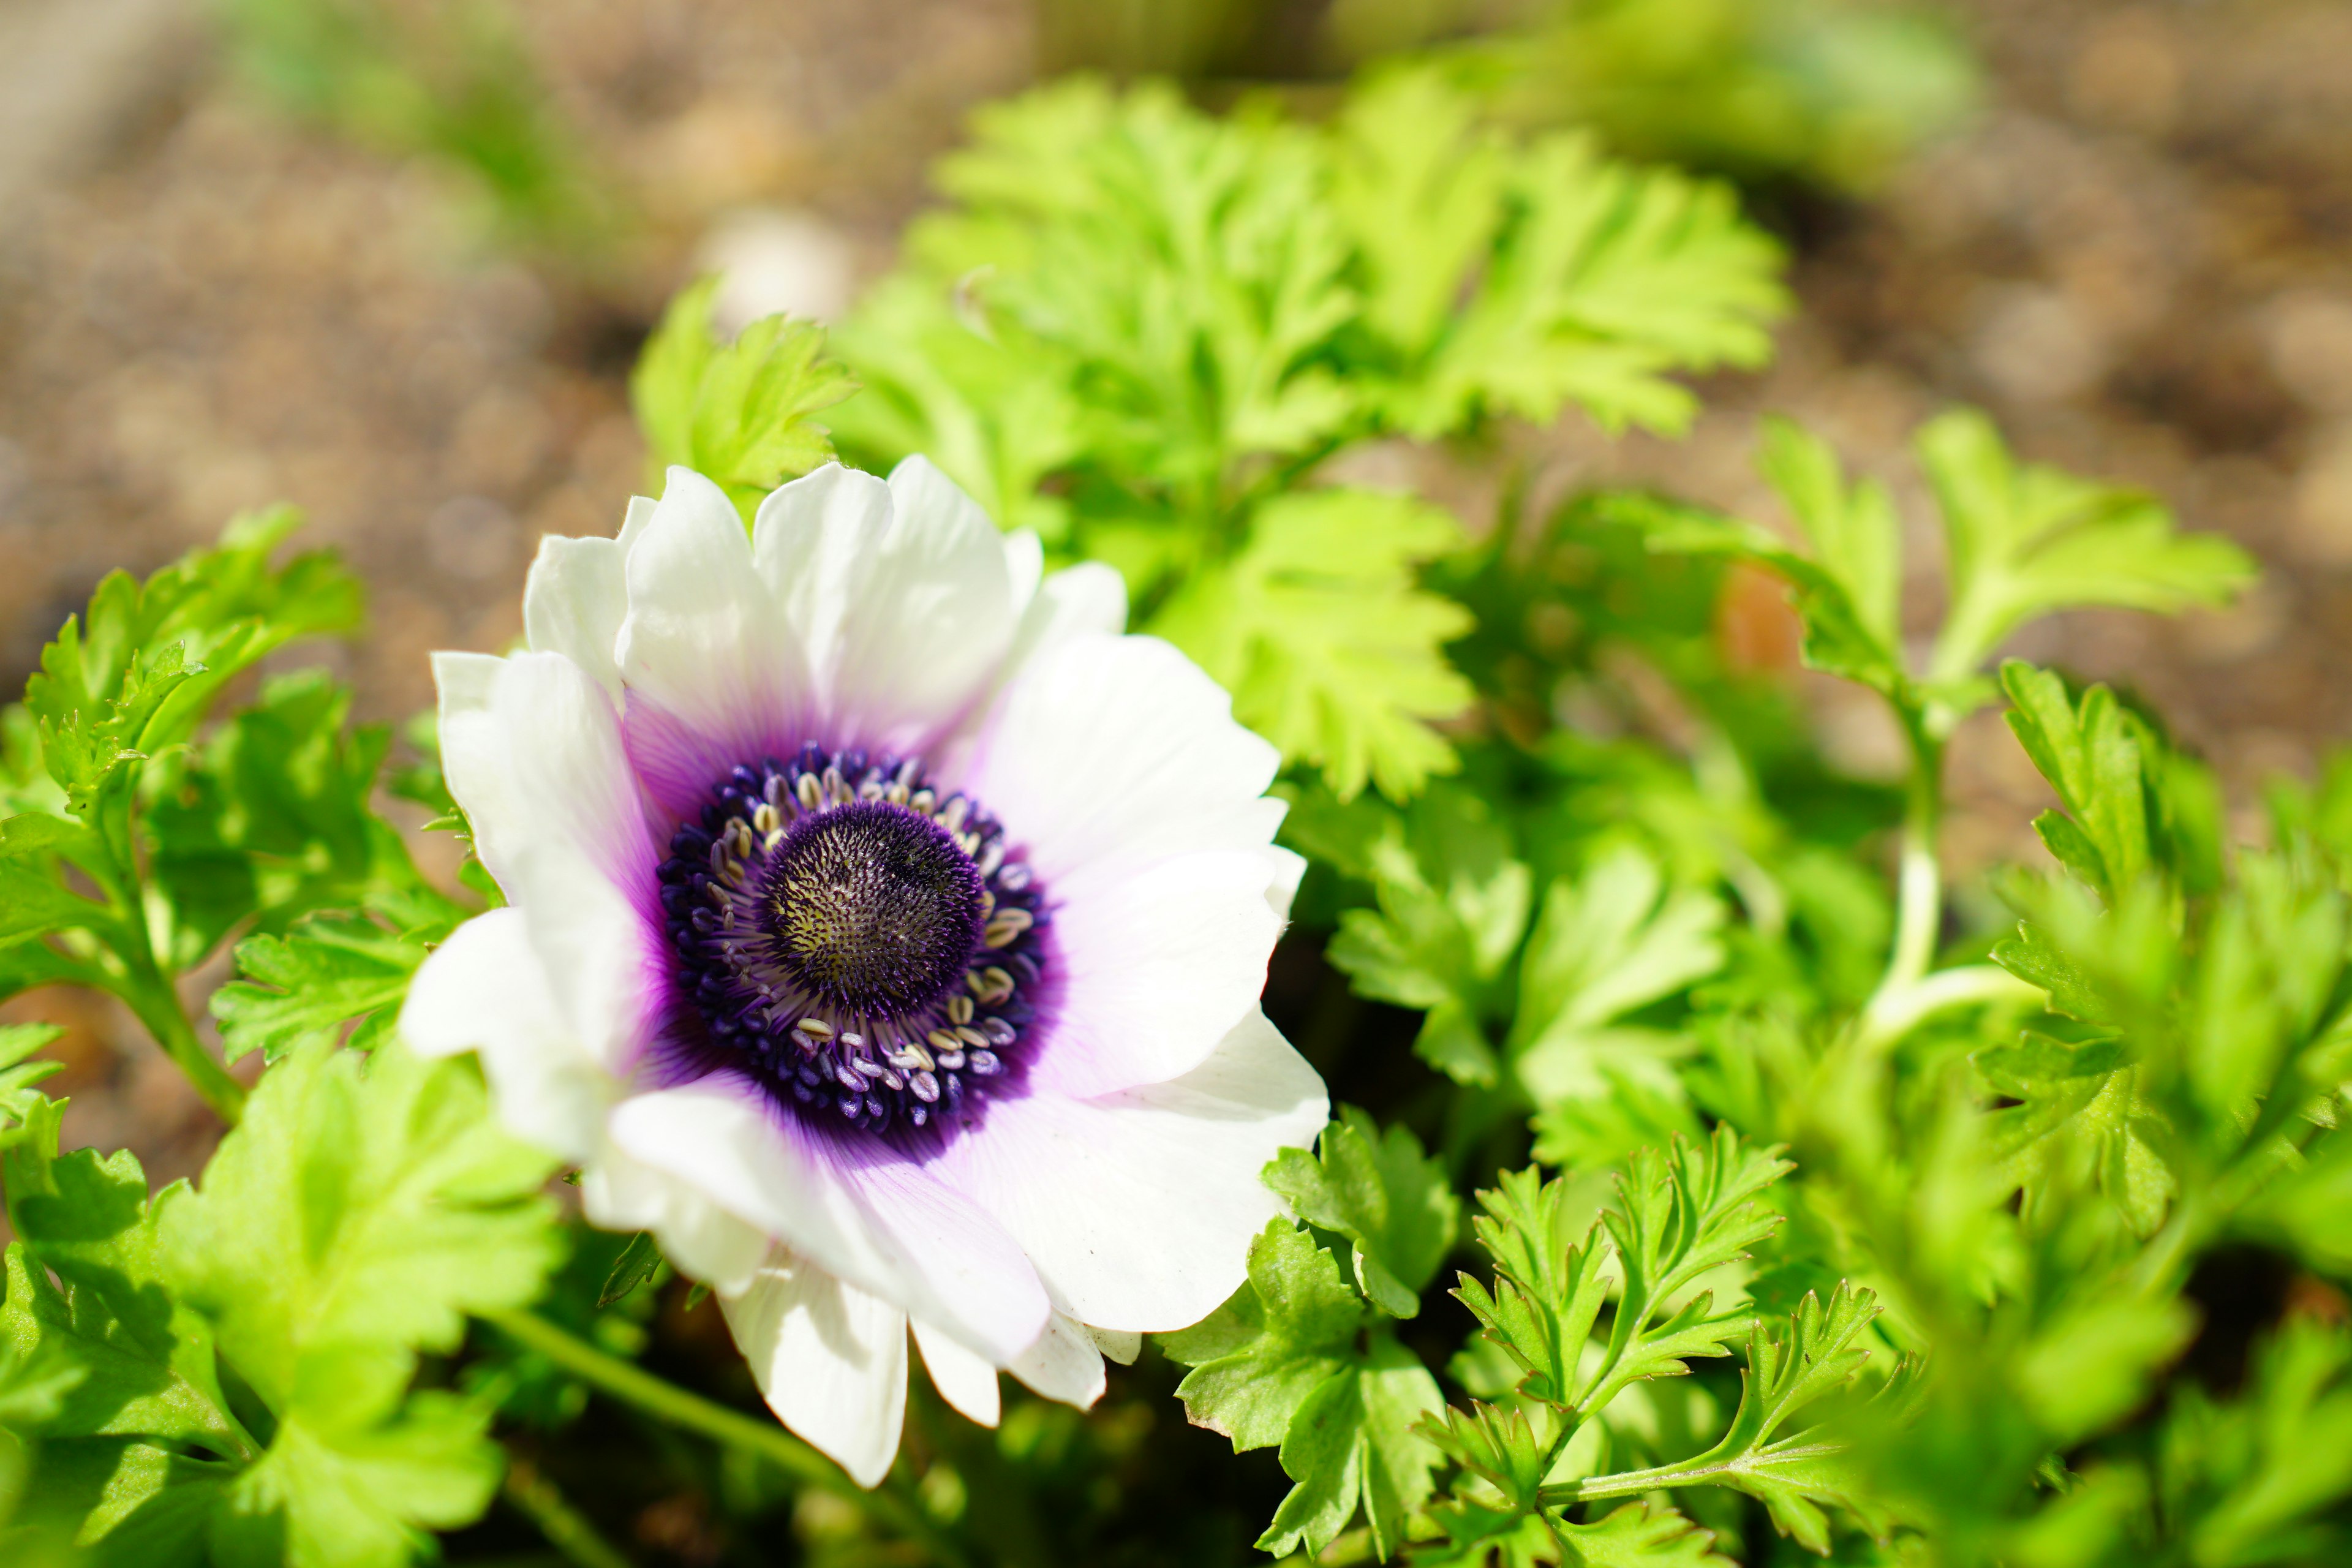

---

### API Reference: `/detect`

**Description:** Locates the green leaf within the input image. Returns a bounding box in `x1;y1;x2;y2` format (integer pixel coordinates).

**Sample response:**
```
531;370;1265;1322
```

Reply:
26;508;361;816
1326;800;1532;1087
1387;123;1785;440
151;1041;561;1566
2000;663;2155;903
1555;1501;1731;1567
1589;1128;1787;1412
1755;417;1902;658
1267;1107;1460;1316
1328;69;1508;360
825;273;1085;543
1663;1284;1884;1551
1924;409;2253;685
0;1099;251;1460
161;1040;561;1412
0;1024;65;1137
17;1435;227;1565
1978;1029;2174;1239
1453;1169;1613;1409
594;1233;663;1311
2156;1316;2352;1566
149;671;440;970
1257;1340;1444;1561
210;1390;500;1568
1510;846;1724;1107
1165;1222;1444;1561
210;900;460;1065
1155;488;1474;802
631;276;856;519
1419;1398;1557;1514
1623;489;1909;705
1163;1221;1368;1452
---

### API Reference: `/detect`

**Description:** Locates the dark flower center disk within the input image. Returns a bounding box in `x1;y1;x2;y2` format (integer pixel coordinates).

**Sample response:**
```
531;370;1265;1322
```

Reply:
653;745;1050;1137
763;799;985;1017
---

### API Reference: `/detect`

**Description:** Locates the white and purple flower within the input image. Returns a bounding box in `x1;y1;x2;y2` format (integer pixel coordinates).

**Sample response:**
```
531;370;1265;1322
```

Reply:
399;459;1326;1484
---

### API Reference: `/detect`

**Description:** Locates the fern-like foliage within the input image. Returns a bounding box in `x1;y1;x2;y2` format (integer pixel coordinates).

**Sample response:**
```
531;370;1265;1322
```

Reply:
826;68;1786;798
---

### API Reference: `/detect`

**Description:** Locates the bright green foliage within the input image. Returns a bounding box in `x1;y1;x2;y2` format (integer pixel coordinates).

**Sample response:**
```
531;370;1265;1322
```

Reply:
163;1041;562;1424
1924;410;2253;692
149;673;437;971
1324;793;1536;1087
17;507;360;829
2;1101;254;1467
0;1043;563;1568
1267;1106;1460;1317
1329;822;1725;1112
1512;848;1726;1120
2144;1317;2352;1567
1414;1131;1890;1565
1393;0;1979;194
210;895;464;1063
1152;488;1474;801
0;1025;64;1137
824;67;1785;798
0;513;377;1120
631;277;858;521
1329;72;1785;441
1163;1208;1444;1561
1637;409;2252;741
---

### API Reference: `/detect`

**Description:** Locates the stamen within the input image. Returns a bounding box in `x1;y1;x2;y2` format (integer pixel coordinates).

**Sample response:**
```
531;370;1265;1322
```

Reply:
654;745;1048;1139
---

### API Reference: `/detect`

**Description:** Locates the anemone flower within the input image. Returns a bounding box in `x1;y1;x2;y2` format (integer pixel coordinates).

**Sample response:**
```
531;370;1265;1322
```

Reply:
400;459;1326;1485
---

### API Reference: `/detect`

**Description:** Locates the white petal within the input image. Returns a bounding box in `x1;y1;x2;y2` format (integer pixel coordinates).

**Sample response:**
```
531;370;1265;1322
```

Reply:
579;1140;771;1297
1009;1313;1106;1409
399;908;611;1162
1015;562;1126;654
505;842;669;1077
751;458;1017;753
1031;848;1284;1099
937;1009;1327;1333
1003;530;1045;617
605;1078;1050;1362
432;651;669;1068
522;535;627;701
1268;846;1306;924
749;461;892;706
432;650;521;889
616;494;659;551
913;1317;1001;1428
1087;1327;1142;1366
614;467;807;810
722;1252;908;1488
954;633;1283;887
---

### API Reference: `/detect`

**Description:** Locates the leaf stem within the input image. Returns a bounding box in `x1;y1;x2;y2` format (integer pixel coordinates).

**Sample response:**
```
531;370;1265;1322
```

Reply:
502;1453;638;1568
1541;1439;1847;1507
1855;964;2041;1052
81;831;247;1123
479;1308;969;1568
1857;729;1945;1046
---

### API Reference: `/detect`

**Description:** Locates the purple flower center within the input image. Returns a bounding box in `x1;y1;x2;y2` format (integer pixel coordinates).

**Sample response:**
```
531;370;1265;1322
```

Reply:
655;745;1049;1136
763;800;984;1017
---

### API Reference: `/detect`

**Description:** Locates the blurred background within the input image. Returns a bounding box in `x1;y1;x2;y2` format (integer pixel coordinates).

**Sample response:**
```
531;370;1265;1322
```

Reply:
1;0;2347;1291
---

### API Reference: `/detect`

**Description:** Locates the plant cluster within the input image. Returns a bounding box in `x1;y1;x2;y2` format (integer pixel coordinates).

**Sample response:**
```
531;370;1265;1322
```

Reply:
7;62;2350;1568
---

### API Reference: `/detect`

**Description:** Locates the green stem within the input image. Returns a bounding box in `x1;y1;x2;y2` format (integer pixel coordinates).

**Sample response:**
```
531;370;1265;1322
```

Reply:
118;959;246;1124
480;1308;969;1568
1542;1439;1848;1508
81;830;246;1124
502;1453;637;1568
1858;730;1945;1044
1855;964;2042;1052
